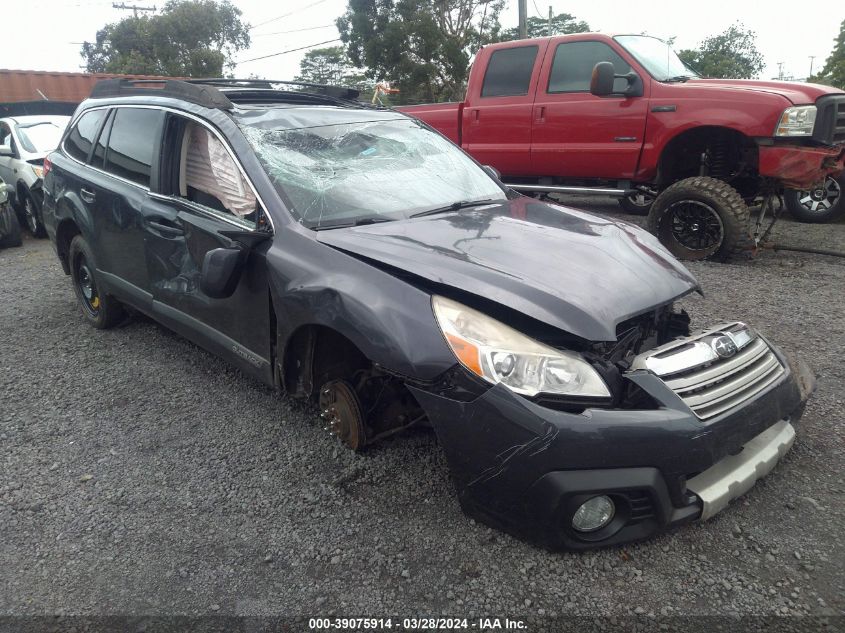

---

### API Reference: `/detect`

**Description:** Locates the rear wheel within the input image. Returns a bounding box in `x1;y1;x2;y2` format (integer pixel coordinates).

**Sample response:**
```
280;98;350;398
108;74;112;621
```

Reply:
784;174;845;223
69;235;124;329
647;177;752;262
617;186;657;215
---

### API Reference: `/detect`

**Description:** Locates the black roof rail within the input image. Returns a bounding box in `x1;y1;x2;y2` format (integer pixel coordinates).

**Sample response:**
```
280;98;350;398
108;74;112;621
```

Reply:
186;78;361;102
89;79;233;110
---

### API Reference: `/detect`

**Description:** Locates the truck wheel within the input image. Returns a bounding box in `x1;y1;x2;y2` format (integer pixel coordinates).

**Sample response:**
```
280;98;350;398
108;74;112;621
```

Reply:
647;177;752;262
618;186;657;215
783;173;845;223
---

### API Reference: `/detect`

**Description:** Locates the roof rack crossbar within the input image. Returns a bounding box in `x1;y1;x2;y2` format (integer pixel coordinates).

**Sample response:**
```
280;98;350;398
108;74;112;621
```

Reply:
186;78;361;102
89;78;233;110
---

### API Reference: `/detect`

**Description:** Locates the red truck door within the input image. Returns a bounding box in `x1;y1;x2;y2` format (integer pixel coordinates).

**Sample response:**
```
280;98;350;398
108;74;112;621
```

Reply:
531;38;649;180
462;41;548;177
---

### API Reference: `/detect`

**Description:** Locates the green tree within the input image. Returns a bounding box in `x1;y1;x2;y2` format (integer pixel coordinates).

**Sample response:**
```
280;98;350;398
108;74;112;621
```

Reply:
337;0;505;104
809;18;845;88
500;12;590;41
295;46;356;85
81;0;250;77
678;23;765;79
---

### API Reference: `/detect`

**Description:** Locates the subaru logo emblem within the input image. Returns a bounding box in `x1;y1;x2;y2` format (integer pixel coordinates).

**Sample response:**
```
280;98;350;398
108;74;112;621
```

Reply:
712;335;738;359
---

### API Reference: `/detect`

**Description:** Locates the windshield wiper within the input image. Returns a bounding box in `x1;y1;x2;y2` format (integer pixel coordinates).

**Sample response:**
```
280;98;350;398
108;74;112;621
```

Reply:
664;75;693;83
311;217;394;231
410;198;495;219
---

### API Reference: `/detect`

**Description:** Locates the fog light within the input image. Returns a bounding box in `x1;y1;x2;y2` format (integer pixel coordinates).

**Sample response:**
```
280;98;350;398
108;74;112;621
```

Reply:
572;495;615;532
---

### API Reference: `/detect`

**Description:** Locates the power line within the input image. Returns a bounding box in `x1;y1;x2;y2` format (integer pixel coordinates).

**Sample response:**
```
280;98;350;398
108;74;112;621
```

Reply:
249;0;330;31
238;38;341;64
253;24;335;37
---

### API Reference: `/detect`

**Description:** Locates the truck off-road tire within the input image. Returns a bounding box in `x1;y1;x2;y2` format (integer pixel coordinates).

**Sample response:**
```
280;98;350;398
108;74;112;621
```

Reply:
783;173;845;224
647;177;752;262
69;235;125;329
0;207;22;248
618;186;657;215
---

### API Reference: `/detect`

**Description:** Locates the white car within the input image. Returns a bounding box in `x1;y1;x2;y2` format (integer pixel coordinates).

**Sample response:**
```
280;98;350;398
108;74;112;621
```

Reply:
0;115;70;236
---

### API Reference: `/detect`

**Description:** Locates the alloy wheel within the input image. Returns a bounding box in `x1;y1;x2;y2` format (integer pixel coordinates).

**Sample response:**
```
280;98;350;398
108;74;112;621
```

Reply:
667;200;725;254
796;176;841;214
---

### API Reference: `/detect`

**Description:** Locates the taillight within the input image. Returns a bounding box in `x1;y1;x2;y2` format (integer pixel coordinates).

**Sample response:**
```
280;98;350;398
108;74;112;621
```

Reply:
43;155;53;176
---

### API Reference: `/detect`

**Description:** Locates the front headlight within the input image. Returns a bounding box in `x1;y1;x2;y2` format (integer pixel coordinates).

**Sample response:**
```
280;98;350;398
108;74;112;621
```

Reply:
432;295;611;398
775;105;817;137
31;165;44;179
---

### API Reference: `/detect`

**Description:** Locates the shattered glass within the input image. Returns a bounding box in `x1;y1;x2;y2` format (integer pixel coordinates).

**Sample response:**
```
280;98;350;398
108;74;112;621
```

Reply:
238;118;505;229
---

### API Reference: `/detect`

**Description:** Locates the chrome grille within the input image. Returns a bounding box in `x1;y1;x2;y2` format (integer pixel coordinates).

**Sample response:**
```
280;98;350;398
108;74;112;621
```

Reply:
629;323;785;420
813;94;845;145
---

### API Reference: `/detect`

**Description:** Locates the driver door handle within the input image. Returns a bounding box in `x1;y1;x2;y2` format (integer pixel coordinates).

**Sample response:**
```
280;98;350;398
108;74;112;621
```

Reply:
80;187;96;203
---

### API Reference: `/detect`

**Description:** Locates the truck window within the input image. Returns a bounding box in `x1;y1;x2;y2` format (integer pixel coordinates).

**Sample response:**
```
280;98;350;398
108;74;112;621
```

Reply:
103;108;164;188
547;41;631;93
481;46;539;98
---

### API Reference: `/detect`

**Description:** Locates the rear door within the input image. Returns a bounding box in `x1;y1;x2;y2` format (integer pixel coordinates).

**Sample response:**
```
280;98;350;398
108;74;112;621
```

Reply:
144;112;273;380
530;39;649;179
461;42;546;178
87;106;165;304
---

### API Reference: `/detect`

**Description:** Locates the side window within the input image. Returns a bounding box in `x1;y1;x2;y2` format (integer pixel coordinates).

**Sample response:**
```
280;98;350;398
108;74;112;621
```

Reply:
548;41;631;94
91;111;114;170
104;108;164;187
481;46;539;98
64;110;107;163
175;120;257;225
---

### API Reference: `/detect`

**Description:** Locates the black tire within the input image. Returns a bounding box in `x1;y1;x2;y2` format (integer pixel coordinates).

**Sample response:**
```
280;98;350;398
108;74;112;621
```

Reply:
618;187;657;215
647;177;752;262
0;205;22;248
783;173;845;223
20;188;47;238
68;235;125;329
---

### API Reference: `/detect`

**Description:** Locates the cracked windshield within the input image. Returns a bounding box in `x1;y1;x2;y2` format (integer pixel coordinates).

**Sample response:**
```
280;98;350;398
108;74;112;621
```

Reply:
238;116;506;229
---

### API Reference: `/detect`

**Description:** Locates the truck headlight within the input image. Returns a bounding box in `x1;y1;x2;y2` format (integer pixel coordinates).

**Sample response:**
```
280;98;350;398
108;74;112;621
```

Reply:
432;295;610;398
31;165;45;179
775;105;817;137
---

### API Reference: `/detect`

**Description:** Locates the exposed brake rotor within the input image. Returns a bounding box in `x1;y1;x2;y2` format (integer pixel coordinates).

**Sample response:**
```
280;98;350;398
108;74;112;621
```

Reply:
319;379;366;451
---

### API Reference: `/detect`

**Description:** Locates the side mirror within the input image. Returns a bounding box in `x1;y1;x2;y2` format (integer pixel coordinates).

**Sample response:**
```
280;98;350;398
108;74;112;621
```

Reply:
200;247;245;299
0;144;14;157
482;165;502;182
590;62;643;98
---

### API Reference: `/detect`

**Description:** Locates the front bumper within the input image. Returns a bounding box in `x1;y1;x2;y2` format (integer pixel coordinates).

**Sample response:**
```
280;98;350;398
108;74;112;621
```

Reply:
757;142;845;189
408;344;814;550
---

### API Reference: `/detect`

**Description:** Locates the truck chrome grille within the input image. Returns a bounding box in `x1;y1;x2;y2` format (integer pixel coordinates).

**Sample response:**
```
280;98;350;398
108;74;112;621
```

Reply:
629;323;785;421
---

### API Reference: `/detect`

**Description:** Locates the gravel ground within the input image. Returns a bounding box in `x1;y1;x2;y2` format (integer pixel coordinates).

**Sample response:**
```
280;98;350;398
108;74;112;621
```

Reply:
1;202;844;624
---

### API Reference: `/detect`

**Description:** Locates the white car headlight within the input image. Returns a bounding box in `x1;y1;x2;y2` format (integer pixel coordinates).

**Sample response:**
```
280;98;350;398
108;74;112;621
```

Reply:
775;105;817;137
432;295;611;398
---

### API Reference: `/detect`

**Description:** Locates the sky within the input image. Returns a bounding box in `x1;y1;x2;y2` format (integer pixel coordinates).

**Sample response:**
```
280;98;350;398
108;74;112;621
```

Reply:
2;0;842;84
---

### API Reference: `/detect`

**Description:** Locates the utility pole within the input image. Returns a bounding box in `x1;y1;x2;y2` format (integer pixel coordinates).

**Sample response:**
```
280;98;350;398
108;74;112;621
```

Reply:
809;55;816;77
518;0;527;39
112;2;156;17
777;62;784;80
548;5;553;36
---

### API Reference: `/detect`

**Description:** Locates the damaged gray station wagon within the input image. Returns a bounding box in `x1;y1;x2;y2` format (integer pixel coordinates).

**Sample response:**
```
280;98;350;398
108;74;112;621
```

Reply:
42;79;815;550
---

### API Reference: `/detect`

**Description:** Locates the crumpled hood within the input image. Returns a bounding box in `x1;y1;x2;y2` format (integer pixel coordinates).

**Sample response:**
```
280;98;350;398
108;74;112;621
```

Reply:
682;78;843;105
317;198;700;342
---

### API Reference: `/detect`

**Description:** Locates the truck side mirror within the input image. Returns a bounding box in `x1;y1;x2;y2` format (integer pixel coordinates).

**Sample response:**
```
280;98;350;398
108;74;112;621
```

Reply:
590;62;643;98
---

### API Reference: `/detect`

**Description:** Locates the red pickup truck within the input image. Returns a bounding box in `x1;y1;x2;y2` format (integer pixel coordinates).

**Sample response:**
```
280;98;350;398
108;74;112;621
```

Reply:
399;33;845;261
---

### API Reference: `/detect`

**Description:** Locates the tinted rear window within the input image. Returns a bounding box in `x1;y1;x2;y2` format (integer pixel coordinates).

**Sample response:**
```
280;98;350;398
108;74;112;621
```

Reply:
481;46;538;97
64;110;106;163
104;108;164;187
